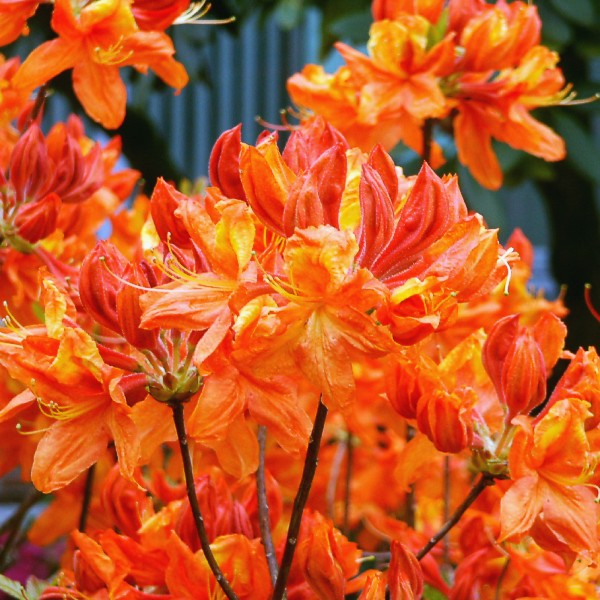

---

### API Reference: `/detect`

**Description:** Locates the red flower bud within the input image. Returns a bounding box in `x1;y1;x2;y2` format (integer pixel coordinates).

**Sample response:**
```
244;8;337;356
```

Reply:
13;192;60;243
283;143;347;236
45;127;104;203
388;540;424;600
296;511;360;600
9;123;50;204
416;388;474;453
209;124;246;201
175;474;254;550
116;263;160;351
149;177;192;248
282;116;348;174
483;313;565;422
79;241;128;333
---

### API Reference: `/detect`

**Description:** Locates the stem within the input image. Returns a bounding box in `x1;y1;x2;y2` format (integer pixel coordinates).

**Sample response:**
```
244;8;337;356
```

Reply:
0;488;44;570
257;425;279;586
79;463;96;532
422;118;434;165
404;425;416;528
442;456;450;567
23;83;49;131
416;473;496;561
170;401;239;600
271;398;328;600
343;432;353;536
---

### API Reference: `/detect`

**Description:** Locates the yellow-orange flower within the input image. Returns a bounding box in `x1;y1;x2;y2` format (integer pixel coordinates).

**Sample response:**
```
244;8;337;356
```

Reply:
13;0;188;128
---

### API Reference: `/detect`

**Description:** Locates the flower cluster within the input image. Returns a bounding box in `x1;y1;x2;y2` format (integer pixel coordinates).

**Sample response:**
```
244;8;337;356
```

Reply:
288;0;569;189
0;1;598;599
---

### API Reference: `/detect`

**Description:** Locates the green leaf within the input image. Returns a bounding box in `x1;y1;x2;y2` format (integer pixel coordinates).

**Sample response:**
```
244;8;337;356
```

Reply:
549;0;595;27
423;584;449;600
552;111;600;185
427;8;449;49
0;574;28;600
25;577;49;600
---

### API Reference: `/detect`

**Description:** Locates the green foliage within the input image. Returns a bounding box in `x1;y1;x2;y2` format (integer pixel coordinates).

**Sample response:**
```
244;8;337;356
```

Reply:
424;584;449;600
0;575;47;600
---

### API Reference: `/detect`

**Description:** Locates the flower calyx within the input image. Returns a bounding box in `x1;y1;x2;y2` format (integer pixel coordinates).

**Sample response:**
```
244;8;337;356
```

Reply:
146;364;202;404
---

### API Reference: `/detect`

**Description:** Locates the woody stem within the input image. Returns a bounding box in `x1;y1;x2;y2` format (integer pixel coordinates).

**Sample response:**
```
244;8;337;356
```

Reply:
79;463;96;532
271;398;328;600
0;488;44;570
24;83;49;131
257;425;279;585
170;401;239;600
343;432;353;536
422;118;434;165
416;472;496;560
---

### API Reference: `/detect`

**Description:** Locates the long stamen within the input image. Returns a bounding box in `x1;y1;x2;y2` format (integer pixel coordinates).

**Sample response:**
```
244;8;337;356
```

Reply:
253;254;324;304
15;422;50;436
36;396;93;421
174;1;235;25
94;37;133;66
498;247;515;296
2;301;29;337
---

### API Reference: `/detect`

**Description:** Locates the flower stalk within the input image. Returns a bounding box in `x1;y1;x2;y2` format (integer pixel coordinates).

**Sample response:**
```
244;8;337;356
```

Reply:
257;425;279;585
271;398;328;600
170;401;239;600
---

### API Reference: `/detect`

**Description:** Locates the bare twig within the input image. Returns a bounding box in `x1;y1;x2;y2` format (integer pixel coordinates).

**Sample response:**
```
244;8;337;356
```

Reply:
170;401;239;600
0;488;44;570
343;432;353;536
271;398;328;600
79;463;96;533
257;425;279;585
416;473;496;561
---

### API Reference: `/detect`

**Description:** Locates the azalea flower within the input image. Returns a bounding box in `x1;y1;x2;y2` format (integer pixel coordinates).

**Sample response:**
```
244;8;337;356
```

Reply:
500;398;599;571
12;0;189;128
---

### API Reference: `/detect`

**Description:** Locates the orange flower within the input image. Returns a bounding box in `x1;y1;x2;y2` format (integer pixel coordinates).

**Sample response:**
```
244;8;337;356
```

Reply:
452;46;567;190
0;1;39;46
265;225;396;412
294;510;361;599
165;532;272;599
500;399;599;570
288;16;454;162
542;347;600;431
288;0;568;189
0;278;141;491
13;0;188;128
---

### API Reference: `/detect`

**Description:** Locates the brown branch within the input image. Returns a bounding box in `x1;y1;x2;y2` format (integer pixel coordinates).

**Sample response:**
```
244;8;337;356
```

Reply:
79;463;96;533
342;432;353;536
416;472;496;561
257;425;279;585
271;398;328;600
170;401;239;600
0;488;44;570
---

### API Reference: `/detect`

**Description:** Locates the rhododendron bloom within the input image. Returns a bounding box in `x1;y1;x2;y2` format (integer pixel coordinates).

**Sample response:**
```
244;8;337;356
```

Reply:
288;0;569;189
13;0;189;128
0;279;140;491
501;398;599;569
0;1;39;46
